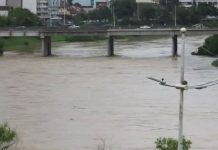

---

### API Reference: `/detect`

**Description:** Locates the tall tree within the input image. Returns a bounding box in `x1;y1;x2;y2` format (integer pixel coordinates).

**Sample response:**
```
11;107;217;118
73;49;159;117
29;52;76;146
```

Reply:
114;0;136;19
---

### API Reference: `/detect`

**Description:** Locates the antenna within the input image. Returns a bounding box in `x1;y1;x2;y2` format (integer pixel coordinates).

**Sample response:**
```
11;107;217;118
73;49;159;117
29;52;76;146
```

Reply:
147;28;218;150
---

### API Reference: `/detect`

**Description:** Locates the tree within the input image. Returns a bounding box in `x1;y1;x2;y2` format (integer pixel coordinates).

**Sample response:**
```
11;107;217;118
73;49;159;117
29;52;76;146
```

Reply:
0;123;17;150
114;0;136;19
197;3;218;17
8;8;41;26
88;8;112;23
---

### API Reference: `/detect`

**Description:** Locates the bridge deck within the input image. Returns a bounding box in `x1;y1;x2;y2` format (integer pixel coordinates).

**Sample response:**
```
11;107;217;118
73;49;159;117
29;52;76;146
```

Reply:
0;28;218;37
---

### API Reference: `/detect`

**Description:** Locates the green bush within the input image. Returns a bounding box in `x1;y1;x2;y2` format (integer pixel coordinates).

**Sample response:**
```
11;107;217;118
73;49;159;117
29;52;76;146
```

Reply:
155;137;192;150
0;123;17;150
212;59;218;67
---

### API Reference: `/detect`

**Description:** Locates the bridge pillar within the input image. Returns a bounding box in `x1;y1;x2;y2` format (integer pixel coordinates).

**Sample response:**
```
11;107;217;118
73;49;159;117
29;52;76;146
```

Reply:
172;35;178;57
41;36;51;56
108;36;114;56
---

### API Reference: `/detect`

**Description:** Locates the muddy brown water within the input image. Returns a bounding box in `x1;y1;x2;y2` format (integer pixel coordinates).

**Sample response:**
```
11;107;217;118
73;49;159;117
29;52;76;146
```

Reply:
0;35;217;150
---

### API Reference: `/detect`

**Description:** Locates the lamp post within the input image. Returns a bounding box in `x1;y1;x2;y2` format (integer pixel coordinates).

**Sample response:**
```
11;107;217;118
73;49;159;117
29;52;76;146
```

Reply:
177;27;186;150
147;28;218;150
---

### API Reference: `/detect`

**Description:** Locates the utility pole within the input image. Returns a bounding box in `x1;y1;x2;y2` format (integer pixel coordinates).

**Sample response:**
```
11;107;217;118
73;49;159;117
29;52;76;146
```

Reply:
174;6;177;27
112;0;116;28
64;0;66;25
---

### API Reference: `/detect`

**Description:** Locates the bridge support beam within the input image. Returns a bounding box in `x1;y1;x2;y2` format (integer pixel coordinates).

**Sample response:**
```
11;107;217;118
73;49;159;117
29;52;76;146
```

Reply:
41;36;51;56
172;35;178;57
108;36;114;56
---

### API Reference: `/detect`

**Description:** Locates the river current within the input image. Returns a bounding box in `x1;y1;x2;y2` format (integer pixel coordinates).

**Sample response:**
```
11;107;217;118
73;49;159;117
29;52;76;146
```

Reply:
0;35;217;150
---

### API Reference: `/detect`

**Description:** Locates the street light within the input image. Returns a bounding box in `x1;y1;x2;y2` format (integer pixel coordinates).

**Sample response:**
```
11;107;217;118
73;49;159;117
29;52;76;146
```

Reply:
147;28;218;150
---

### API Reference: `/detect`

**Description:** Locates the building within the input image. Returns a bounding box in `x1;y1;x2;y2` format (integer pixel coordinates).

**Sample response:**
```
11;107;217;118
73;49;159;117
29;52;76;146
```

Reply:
72;0;109;8
195;0;218;8
95;0;108;8
179;0;218;8
0;0;9;16
37;0;49;20
22;0;37;13
7;0;22;7
73;0;93;7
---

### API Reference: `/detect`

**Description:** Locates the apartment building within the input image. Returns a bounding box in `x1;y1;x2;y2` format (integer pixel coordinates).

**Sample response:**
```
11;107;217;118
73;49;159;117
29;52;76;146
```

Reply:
37;0;49;20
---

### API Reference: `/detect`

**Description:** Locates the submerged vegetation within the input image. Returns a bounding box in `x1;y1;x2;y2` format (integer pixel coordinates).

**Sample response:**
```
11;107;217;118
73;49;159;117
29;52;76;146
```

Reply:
192;35;218;67
212;59;218;67
0;123;17;150
155;137;192;150
193;35;218;56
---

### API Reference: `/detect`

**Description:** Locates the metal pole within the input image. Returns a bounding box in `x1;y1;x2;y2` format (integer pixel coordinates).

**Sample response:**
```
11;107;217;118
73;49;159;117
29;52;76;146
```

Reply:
174;6;177;27
178;27;186;150
112;0;116;28
64;0;66;25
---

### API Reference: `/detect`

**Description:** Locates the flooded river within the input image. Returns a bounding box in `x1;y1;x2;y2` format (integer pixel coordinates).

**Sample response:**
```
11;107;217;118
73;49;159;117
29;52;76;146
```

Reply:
0;35;217;150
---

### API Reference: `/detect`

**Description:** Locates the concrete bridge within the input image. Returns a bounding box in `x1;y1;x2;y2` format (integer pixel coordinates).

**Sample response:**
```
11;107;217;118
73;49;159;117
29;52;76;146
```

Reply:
0;27;217;57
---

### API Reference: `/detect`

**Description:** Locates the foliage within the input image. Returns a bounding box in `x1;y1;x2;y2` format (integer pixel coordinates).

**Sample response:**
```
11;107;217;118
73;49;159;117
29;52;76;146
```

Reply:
155;137;191;150
0;123;17;150
195;35;218;56
87;7;112;23
198;3;218;17
8;8;41;26
114;0;136;19
212;59;218;67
